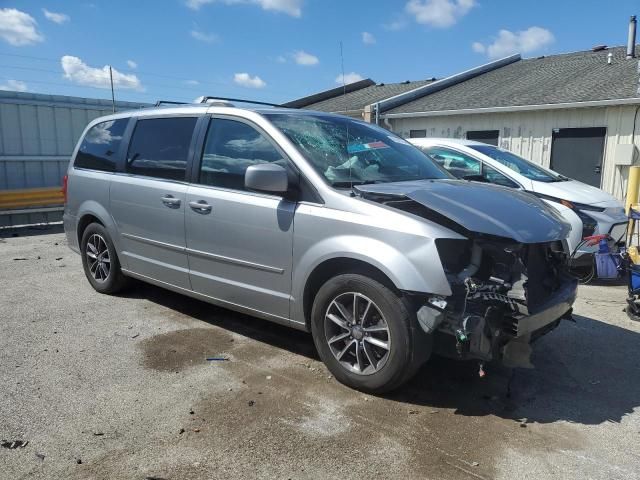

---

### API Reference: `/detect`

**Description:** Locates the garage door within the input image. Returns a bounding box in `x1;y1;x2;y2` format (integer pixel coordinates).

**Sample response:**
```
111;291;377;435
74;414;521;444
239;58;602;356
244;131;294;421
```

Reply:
550;127;606;187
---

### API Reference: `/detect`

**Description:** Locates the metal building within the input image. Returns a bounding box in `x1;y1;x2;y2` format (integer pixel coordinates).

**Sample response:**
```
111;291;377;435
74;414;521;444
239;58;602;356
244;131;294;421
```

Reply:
0;90;147;227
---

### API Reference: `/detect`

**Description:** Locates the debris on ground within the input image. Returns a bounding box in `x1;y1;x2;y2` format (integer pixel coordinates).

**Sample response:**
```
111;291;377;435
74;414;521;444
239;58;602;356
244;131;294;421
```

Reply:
189;409;194;415
266;375;272;380
130;334;139;339
206;357;229;361
76;458;82;465
1;440;29;449
55;257;63;261
179;428;185;434
248;400;255;407
471;462;480;467
12;257;27;261
408;410;419;415
193;428;200;433
93;432;104;436
35;453;45;461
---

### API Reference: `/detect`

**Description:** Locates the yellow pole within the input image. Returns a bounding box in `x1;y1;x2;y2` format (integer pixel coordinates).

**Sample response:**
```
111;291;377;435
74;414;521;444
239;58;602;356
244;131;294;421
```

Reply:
627;166;640;214
626;166;640;248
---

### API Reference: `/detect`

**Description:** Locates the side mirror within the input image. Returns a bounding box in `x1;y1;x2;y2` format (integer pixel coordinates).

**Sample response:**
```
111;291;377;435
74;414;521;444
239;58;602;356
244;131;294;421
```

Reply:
245;163;288;194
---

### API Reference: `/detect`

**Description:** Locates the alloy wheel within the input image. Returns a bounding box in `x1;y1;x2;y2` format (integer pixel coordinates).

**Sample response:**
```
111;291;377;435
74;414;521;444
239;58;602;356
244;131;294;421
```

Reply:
324;292;391;375
85;233;111;283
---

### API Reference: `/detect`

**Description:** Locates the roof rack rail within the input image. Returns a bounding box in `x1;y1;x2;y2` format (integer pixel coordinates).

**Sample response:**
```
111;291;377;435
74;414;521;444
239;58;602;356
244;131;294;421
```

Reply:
195;96;289;108
154;100;189;107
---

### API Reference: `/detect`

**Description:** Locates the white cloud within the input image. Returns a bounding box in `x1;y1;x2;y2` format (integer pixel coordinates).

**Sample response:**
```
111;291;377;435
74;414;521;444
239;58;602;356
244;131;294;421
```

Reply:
234;72;266;88
126;60;137;69
405;0;476;28
61;55;144;91
191;29;219;43
292;50;318;66
362;31;376;45
383;17;407;31
185;79;200;86
335;72;364;85
0;8;44;46
471;41;485;53
42;8;69;24
185;0;302;17
276;55;287;63
0;79;28;92
474;26;555;59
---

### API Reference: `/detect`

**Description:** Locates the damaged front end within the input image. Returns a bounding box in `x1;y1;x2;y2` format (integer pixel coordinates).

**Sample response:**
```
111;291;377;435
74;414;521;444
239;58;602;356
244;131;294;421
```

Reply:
355;180;578;369
421;237;576;368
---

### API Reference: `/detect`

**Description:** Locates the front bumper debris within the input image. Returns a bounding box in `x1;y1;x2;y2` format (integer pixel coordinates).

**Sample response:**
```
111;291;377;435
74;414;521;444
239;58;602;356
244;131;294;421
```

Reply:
425;239;577;368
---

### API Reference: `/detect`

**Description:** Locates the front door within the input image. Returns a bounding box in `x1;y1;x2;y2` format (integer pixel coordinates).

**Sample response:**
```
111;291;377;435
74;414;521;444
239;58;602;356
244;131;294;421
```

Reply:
110;116;199;289
550;127;606;187
185;116;294;320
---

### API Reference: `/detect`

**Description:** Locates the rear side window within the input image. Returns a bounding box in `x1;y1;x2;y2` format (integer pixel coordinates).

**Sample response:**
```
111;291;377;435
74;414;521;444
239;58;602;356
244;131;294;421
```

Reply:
74;118;128;172
126;117;198;181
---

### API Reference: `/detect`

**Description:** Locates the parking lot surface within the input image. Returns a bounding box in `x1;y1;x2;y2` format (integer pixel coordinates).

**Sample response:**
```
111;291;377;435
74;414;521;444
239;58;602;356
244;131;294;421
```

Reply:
1;227;640;479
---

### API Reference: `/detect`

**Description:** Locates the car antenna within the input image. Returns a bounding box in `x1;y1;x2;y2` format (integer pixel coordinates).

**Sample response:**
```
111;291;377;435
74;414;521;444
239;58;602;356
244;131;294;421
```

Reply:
339;41;354;196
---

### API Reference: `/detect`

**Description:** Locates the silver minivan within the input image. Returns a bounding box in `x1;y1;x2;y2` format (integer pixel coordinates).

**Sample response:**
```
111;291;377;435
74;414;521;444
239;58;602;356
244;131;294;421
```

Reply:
64;101;577;392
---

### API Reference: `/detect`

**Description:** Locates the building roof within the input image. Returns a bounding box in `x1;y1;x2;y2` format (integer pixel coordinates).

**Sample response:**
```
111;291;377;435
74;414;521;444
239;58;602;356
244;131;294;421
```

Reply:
287;78;436;113
386;46;640;115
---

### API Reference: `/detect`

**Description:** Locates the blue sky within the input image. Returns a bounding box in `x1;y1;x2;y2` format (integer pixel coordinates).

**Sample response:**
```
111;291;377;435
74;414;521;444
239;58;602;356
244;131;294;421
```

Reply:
0;0;638;105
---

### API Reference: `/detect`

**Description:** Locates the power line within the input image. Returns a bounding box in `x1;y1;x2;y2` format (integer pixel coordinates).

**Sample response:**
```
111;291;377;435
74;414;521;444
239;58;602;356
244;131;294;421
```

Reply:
0;52;314;98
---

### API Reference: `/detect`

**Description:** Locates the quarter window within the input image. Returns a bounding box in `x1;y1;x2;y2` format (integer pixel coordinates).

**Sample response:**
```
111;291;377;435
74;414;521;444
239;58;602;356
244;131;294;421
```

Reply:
126;117;197;181
198;118;286;191
74;118;128;172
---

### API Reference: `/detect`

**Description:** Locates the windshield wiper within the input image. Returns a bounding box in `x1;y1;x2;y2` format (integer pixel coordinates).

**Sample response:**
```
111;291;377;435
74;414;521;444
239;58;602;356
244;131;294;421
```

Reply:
331;180;379;187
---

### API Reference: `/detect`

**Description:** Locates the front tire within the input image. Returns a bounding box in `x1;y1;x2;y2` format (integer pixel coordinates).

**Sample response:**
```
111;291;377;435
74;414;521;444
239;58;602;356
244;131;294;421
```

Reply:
80;223;128;294
310;274;430;393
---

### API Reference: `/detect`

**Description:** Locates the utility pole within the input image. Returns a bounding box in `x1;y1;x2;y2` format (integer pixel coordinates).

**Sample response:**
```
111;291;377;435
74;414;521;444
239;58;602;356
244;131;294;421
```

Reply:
109;65;115;113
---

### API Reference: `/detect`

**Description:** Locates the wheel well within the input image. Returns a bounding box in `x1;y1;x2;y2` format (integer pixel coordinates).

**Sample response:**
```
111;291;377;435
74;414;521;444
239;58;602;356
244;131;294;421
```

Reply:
302;258;398;330
77;214;103;245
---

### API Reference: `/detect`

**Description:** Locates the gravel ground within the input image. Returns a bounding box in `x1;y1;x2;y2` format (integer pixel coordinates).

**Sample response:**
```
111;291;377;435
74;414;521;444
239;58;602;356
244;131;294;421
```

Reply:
1;226;640;480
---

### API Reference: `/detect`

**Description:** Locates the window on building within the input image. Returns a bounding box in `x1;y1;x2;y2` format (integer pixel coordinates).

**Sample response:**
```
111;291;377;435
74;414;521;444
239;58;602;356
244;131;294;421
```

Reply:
126;117;198;181
74;118;129;172
466;130;499;146
198;118;286;191
409;129;427;138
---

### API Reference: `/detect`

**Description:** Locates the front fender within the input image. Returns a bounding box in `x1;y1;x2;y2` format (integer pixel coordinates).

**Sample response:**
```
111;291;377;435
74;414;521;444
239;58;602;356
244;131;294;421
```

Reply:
291;234;452;322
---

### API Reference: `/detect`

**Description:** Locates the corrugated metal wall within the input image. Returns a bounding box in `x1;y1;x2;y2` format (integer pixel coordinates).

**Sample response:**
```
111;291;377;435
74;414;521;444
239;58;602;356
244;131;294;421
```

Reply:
0;91;148;227
388;105;640;201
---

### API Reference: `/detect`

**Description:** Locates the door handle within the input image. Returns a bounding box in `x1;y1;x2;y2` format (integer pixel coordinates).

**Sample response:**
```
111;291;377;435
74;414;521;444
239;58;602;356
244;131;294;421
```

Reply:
189;200;212;214
161;195;181;208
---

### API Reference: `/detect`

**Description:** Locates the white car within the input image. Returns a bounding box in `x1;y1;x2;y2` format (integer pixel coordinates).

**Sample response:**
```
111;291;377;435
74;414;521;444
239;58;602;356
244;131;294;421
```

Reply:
407;138;628;263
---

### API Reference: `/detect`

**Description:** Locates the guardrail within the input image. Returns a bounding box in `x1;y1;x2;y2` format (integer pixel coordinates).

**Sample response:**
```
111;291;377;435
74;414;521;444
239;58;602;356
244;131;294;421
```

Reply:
0;187;64;228
0;187;64;210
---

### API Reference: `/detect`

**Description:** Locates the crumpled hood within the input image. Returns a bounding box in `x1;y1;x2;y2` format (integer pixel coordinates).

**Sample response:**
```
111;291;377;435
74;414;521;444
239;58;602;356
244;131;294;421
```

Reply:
356;179;571;243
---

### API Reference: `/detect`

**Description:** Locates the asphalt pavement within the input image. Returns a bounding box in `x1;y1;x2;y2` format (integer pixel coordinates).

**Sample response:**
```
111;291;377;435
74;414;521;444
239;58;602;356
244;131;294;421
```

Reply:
1;226;640;479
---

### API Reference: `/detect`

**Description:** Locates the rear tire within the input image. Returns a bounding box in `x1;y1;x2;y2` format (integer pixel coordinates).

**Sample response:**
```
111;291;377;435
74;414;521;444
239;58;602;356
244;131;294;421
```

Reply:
310;274;430;393
80;223;128;294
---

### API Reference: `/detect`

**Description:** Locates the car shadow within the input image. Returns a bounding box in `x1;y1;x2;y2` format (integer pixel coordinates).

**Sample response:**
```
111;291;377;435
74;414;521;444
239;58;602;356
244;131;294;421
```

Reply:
122;282;640;426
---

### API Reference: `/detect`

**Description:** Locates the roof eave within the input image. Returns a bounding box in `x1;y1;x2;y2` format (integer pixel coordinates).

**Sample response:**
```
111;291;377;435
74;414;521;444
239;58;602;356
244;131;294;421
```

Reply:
381;97;640;118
